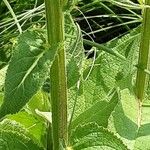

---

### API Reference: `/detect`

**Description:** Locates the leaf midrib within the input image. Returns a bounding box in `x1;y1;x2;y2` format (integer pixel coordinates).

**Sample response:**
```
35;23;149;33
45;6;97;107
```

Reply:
6;51;45;96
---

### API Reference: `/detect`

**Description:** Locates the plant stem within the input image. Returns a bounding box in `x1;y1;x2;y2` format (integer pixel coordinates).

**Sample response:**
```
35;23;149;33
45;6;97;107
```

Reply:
135;0;150;101
44;0;68;149
3;0;22;34
83;39;126;60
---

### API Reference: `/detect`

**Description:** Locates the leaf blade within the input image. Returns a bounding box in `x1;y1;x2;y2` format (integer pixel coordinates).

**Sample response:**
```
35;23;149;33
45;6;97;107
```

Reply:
0;119;44;150
70;123;129;150
71;89;119;129
0;30;57;118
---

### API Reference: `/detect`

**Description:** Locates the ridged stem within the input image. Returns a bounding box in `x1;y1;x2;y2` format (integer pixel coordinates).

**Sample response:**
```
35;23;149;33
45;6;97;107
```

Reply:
135;0;150;101
44;0;68;149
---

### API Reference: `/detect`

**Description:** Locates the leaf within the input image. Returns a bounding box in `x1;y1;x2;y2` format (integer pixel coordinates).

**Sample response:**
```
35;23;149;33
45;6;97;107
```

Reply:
65;14;84;89
74;27;140;130
70;123;129;150
108;89;150;150
0;119;44;150
7;111;47;147
134;106;150;150
27;90;50;114
0;65;7;91
108;89;138;149
82;27;140;106
138;0;144;5
0;30;57;118
68;80;87;121
67;59;80;89
0;92;3;107
65;15;86;122
35;109;52;123
71;89;119;129
68;27;141;133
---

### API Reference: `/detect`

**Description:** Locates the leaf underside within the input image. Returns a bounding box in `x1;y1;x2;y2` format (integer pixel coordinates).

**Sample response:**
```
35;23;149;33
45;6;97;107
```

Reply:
108;89;150;150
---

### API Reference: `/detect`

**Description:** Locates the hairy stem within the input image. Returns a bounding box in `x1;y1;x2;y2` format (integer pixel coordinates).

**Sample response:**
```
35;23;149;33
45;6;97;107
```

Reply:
135;0;150;101
44;0;68;149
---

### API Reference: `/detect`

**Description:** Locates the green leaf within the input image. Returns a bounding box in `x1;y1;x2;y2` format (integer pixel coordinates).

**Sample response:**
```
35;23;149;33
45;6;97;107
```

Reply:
134;106;150;150
0;65;7;92
0;92;3;107
83;58;116;105
65;15;84;89
67;59;80;89
0;119;44;150
7;111;47;147
68;26;141;135
71;89;119;129
65;15;86;123
35;109;52;123
108;89;138;149
82;27;140;106
27;90;50;114
70;123;128;150
108;89;150;150
145;79;150;102
68;80;86;122
0;30;57;118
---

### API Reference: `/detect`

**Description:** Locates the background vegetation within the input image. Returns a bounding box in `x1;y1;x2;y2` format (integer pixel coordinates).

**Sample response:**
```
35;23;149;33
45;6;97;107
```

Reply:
1;0;150;150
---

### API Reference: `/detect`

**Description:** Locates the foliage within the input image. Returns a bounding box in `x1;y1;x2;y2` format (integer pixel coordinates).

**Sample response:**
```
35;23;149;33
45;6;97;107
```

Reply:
71;89;119;129
0;119;44;150
70;123;128;150
0;30;57;118
1;0;150;150
108;89;150;150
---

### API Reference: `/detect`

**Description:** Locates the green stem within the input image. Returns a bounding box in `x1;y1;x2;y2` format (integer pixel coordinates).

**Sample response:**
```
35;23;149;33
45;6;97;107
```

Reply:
135;0;150;101
44;0;68;149
83;39;126;60
99;2;130;30
3;0;22;34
